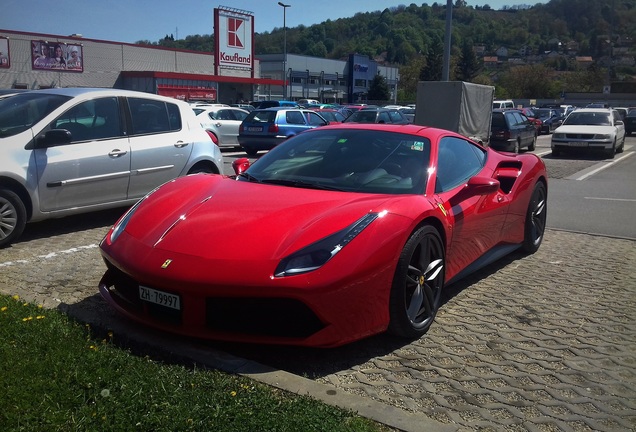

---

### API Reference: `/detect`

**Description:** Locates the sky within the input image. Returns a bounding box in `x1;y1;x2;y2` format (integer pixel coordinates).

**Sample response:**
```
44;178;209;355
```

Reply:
1;0;549;44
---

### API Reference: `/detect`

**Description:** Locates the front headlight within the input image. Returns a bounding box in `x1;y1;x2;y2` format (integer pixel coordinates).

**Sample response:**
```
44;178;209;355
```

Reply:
109;198;145;243
274;212;381;277
594;134;611;140
553;133;565;139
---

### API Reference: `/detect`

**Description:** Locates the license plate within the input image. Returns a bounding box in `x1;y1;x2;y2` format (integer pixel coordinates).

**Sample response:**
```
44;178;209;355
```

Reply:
139;286;181;310
568;141;588;147
247;127;262;132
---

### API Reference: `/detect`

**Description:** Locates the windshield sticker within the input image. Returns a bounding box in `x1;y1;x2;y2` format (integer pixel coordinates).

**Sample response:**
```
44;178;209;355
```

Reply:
337;138;348;143
411;141;424;151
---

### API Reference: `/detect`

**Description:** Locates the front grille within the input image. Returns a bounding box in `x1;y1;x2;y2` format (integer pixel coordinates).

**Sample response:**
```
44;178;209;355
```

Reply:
206;297;325;338
564;133;595;139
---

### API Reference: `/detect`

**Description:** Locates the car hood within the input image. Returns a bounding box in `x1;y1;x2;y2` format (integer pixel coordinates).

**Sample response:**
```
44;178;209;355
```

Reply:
555;124;618;134
122;175;407;260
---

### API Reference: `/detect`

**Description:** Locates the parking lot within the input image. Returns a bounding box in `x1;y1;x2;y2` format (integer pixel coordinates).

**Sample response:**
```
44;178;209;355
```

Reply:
1;138;635;432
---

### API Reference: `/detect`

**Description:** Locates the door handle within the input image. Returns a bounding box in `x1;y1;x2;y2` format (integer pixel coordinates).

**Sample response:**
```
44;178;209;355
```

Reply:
108;149;128;157
215;122;222;127
174;141;189;148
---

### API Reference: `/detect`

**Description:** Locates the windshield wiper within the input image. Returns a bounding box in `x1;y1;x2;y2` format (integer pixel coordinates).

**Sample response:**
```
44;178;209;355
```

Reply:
260;178;344;191
237;172;261;183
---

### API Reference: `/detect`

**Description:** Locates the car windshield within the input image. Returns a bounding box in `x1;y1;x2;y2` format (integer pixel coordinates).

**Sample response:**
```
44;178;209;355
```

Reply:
563;112;611;126
345;111;379;123
239;129;430;195
0;92;70;138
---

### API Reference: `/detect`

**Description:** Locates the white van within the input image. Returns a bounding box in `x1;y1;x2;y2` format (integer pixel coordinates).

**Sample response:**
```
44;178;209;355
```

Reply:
493;99;515;109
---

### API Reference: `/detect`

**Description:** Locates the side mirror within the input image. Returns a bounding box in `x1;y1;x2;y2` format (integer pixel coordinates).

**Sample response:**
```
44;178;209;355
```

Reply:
232;157;251;176
35;129;72;148
448;176;500;206
465;176;500;195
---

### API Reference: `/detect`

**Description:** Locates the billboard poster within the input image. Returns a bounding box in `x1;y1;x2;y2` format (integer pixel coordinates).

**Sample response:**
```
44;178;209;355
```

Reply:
214;7;254;74
31;40;83;72
0;37;9;68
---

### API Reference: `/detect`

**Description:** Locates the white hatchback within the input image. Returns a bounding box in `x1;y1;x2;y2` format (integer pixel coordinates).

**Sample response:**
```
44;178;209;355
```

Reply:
0;87;224;247
193;106;249;148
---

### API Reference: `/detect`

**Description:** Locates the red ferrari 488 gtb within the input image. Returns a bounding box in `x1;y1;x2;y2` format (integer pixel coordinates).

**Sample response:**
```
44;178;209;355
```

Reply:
99;123;547;347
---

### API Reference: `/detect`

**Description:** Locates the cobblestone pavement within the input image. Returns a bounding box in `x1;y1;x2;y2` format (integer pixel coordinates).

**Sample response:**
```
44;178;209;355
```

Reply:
1;177;635;432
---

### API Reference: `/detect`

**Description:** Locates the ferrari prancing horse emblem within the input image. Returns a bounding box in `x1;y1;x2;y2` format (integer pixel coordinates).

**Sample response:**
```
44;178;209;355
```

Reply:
161;259;173;269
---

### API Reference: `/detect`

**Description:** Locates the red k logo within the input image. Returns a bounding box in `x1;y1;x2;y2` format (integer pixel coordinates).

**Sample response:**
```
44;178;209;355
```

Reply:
228;18;244;49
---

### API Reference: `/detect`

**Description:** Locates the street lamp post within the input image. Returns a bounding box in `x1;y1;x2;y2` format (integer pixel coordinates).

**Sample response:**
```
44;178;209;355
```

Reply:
278;2;290;100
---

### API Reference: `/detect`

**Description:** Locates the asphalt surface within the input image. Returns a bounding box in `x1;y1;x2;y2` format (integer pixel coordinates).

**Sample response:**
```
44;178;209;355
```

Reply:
1;143;635;432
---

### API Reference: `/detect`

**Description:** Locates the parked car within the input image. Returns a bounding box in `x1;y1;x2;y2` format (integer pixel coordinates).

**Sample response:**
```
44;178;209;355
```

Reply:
624;108;636;135
0;87;224;248
398;107;416;123
311;108;346;124
613;107;629;120
344;107;410;125
533;108;563;134
518;107;542;133
193;106;249;148
492;99;515;109
238;107;328;156
254;100;299;109
98;123;547;347
490;109;537;153
551;108;626;158
230;103;255;112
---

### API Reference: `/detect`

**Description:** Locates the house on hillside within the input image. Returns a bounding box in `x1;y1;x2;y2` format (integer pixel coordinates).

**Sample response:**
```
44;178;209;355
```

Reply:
575;56;593;68
495;46;509;58
483;56;499;68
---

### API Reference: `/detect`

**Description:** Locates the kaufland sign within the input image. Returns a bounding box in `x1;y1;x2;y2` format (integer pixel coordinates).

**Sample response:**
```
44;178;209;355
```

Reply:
214;7;254;74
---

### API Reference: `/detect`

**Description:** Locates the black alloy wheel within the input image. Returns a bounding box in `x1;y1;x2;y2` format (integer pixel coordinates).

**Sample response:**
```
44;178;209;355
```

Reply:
388;225;445;338
522;181;547;254
0;189;27;248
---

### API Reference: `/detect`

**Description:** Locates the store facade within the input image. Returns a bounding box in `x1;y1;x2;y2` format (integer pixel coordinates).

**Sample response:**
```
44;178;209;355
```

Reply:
0;29;278;104
0;29;399;105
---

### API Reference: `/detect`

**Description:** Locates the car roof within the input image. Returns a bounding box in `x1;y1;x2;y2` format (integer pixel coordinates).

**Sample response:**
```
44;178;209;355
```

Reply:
24;87;191;106
569;108;611;113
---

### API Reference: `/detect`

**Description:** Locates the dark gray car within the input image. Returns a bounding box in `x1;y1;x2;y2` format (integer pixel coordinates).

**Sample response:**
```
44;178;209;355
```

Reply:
490;109;537;153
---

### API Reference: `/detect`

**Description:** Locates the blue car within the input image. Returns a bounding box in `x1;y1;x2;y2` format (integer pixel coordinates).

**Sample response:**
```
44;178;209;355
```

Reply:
534;108;563;134
238;108;328;156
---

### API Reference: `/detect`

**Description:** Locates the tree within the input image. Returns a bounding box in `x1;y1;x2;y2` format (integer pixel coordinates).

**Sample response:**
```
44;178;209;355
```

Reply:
420;37;444;81
367;73;391;101
455;38;480;81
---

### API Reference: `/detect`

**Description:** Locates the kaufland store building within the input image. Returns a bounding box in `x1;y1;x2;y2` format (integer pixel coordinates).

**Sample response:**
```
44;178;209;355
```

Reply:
0;6;399;104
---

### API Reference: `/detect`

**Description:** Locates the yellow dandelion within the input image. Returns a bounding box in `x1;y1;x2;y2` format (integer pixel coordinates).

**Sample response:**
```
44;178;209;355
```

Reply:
230;391;237;397
36;315;45;319
22;316;33;322
12;295;19;300
37;304;43;309
1;306;7;312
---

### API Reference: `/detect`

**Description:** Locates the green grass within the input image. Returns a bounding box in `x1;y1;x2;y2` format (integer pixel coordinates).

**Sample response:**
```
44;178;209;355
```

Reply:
0;295;388;432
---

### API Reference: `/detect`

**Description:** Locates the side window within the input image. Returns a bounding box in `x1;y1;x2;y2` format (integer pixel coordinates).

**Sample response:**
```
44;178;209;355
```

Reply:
306;111;326;126
435;136;486;193
129;98;171;135
388;111;403;122
233;110;248;121
54;97;121;142
286;111;306;125
512;112;526;126
216;109;233;121
378;112;391;123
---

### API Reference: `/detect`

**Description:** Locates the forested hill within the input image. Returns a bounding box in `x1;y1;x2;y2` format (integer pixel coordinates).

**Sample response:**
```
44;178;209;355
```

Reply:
145;0;635;67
